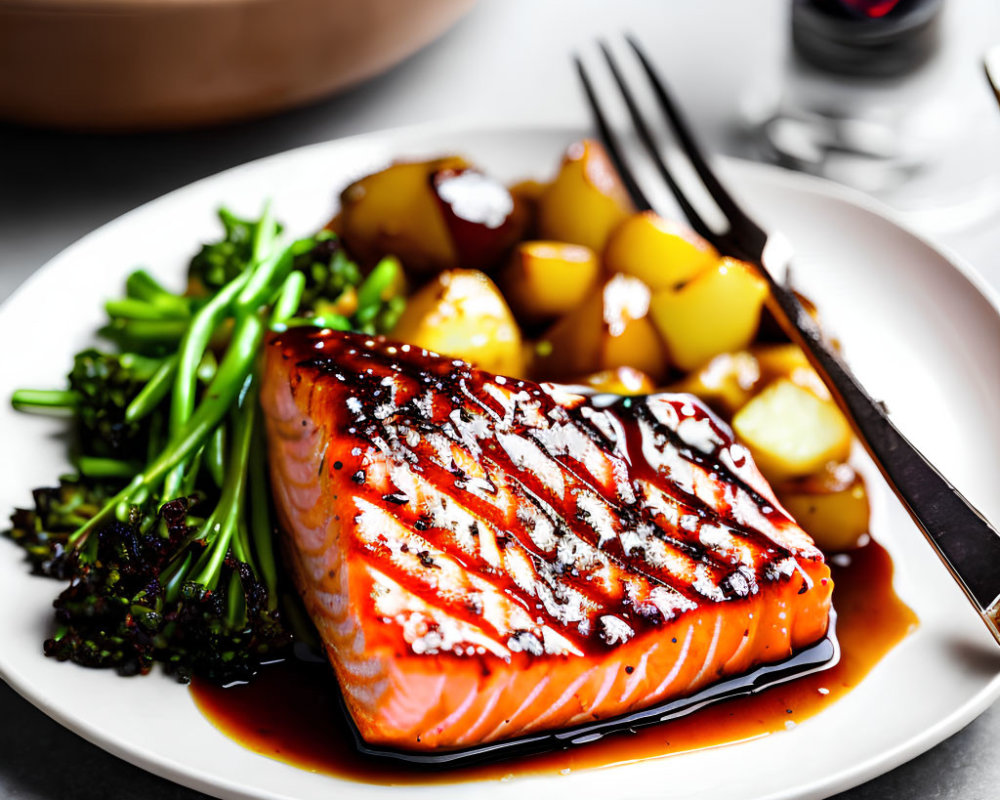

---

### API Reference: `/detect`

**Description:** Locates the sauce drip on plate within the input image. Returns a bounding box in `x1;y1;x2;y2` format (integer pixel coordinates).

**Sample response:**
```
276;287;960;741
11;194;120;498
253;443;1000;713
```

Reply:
190;537;915;783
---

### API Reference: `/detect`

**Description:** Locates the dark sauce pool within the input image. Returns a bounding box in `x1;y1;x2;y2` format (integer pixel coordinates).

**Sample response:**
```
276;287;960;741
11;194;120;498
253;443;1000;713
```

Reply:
190;538;916;784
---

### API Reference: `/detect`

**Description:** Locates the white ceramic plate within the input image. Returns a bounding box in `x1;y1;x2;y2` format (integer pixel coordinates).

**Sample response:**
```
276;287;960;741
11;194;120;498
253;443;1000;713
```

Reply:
2;124;999;800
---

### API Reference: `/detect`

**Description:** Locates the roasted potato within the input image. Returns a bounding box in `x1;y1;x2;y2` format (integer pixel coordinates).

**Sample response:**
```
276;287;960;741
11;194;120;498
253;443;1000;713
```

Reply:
336;157;466;275
508;178;548;238
603;212;718;290
533;274;668;382
498;241;600;326
390;269;523;376
776;463;870;552
732;378;852;483
649;257;768;372
337;159;525;276
537;140;634;253
669;350;761;418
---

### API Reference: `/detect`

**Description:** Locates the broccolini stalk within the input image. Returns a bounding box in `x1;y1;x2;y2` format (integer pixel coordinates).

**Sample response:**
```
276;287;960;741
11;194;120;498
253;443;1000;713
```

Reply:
7;202;408;684
69;311;266;554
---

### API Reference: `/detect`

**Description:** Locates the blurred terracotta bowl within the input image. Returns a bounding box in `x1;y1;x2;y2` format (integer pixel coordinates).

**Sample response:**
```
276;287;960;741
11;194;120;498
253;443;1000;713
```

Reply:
0;0;475;131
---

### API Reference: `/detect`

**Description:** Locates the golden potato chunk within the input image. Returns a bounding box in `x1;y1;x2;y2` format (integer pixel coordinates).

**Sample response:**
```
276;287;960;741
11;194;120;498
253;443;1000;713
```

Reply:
604;211;718;290
732;378;852;483
669;350;761;418
337;157;466;274
776;463;870;552
390;269;523;376
537;140;634;253
533;274;668;382
499;241;600;325
649;257;768;372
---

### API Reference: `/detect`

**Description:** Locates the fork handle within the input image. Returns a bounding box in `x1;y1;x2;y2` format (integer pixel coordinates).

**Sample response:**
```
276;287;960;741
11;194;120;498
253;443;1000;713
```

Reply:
765;269;1000;639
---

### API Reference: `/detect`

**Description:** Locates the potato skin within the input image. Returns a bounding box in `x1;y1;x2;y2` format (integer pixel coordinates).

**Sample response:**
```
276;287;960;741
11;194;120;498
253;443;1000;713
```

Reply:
432;167;528;272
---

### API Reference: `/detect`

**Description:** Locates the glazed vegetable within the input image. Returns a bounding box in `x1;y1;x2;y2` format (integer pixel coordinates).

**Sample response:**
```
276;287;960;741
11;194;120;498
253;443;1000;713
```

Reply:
649;257;769;372
6;207;405;683
776;463;871;553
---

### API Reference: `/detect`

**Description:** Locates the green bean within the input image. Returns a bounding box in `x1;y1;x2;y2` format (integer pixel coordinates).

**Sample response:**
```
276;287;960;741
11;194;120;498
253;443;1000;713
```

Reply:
249;414;278;604
70;313;264;549
250;204;277;260
169;271;251;436
356;255;402;311
205;423;226;488
75;456;142;479
236;245;294;312
126;269;185;304
100;318;189;348
105;298;189;321
11;389;79;413
119;352;168;381
191;374;258;587
125;355;178;423
148;315;264;490
271;271;305;328
196;351;218;384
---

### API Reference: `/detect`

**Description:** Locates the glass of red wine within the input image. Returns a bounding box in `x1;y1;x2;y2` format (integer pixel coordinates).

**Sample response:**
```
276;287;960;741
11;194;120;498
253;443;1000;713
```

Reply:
745;0;1000;232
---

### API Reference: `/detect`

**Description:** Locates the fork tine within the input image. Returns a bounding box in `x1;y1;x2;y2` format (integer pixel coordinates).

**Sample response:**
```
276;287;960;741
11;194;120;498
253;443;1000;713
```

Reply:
595;41;717;245
573;56;652;213
625;34;754;229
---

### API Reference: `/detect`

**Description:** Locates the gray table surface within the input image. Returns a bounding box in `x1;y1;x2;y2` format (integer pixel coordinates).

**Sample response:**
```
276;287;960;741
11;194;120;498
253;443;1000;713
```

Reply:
3;1;1000;797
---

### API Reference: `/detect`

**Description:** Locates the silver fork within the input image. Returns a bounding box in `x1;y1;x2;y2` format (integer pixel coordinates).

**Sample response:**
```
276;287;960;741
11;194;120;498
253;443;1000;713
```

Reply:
576;36;1000;645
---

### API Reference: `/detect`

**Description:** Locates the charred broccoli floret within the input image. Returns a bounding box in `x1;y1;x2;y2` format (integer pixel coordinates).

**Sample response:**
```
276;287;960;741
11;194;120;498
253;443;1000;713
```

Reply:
8;477;119;578
45;496;290;683
188;208;285;294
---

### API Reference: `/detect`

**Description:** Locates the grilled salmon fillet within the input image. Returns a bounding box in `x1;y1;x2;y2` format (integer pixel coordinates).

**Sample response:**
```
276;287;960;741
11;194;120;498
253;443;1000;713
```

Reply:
261;328;833;752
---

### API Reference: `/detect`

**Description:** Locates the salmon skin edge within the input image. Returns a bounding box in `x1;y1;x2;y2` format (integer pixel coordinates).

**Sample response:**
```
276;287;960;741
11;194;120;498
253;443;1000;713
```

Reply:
341;615;838;767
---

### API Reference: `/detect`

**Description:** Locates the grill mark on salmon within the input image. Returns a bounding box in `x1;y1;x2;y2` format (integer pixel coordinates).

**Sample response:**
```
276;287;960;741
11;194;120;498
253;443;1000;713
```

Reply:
261;328;833;751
